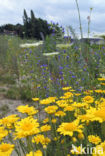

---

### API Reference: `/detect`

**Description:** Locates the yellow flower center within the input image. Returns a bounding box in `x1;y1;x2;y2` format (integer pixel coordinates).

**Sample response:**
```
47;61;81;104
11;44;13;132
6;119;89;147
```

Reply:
0;144;11;152
64;123;77;131
22;123;33;131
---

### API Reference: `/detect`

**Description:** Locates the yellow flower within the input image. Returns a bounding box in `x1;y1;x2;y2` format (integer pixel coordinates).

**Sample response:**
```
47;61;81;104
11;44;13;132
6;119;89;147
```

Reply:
72;102;88;108
78;133;84;140
43;118;49;124
40;97;57;105
51;119;57;123
41;125;51;132
57;120;83;136
83;107;105;123
100;83;105;86
92;141;105;155
84;90;93;95
44;105;58;114
92;108;105;122
98;78;105;81
60;92;73;99
32;134;51;145
88;135;101;145
0;127;8;141
56;100;68;108
53;137;57;141
82;96;94;103
32;134;44;144
62;87;72;91
95;90;104;93
78;114;93;123
15;117;39;139
0;143;14;156
32;98;39;101
0;114;19;128
64;106;74;112
55;111;66;117
26;150;43;156
17;105;38;116
64;92;73;97
74;93;81;96
72;137;77;143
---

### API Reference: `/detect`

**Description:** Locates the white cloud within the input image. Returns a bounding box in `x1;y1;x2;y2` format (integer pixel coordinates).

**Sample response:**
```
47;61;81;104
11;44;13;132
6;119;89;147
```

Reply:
0;0;105;35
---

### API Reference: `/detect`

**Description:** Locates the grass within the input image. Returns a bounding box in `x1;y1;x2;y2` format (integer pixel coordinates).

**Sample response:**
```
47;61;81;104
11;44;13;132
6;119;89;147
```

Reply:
0;105;10;118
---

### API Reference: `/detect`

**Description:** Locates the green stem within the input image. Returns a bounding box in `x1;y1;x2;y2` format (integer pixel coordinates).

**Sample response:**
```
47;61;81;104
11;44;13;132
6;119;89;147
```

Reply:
75;0;83;39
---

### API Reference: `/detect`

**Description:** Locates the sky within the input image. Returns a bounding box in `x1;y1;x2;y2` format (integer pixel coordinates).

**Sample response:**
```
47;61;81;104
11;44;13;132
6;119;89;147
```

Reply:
0;0;105;37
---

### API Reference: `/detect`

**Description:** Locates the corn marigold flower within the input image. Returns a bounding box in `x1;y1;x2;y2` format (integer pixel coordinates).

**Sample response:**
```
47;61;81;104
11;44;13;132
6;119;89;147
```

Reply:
56;100;68;108
0;143;14;156
53;137;57;141
78;114;94;123
97;78;105;81
88;135;101;145
86;106;105;122
0;127;8;141
94;89;104;93
32;98;39;101
57;120;83;136
92;141;105;155
60;92;73;99
84;90;93;95
41;124;51;132
55;111;66;117
72;102;88;108
44;105;58;114
40;97;57;105
92;108;105;122
32;134;51;145
43;118;49;124
14;117;39;139
0;114;19;128
78;133;84;140
64;92;73;97
64;106;74;112
100;83;105;86
51;119;57;123
82;96;94;103
72;137;77;143
74;93;81;96
17;105;38;116
26;150;43;156
62;86;72;91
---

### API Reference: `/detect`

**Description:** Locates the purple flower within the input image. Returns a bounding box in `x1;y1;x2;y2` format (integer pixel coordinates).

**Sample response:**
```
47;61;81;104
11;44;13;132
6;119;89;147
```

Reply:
72;75;76;78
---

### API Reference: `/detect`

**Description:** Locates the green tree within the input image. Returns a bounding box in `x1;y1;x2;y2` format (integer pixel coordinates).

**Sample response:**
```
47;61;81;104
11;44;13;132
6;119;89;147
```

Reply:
30;10;36;38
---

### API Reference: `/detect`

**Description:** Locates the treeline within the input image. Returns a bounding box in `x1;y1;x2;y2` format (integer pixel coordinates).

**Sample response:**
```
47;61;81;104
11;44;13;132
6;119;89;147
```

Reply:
0;9;64;40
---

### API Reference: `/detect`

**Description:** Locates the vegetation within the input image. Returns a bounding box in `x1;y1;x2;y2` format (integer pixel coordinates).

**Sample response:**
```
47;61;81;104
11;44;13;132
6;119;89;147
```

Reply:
0;9;64;40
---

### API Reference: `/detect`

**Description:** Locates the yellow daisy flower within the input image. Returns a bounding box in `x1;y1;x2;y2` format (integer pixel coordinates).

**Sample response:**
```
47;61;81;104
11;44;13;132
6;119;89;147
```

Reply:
57;120;83;136
0;143;14;156
88;135;101;145
15;117;39;139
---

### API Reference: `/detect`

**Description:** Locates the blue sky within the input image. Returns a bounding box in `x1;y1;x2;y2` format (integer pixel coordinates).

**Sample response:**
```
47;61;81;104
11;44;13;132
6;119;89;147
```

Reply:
0;0;105;37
